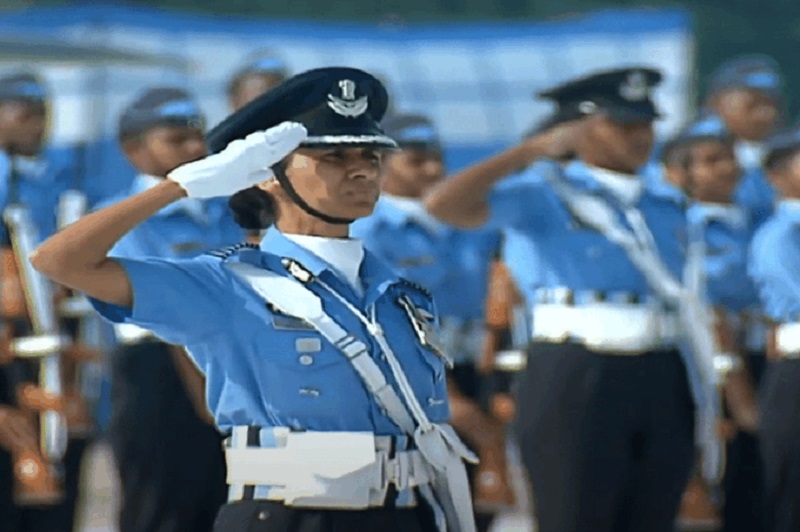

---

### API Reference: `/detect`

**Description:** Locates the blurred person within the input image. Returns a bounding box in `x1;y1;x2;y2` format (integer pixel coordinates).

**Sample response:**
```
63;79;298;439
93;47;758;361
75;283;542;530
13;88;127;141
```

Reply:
227;53;289;112
0;71;89;532
749;126;800;532
350;113;507;532
99;87;242;532
676;115;765;532
424;68;731;532
706;55;784;227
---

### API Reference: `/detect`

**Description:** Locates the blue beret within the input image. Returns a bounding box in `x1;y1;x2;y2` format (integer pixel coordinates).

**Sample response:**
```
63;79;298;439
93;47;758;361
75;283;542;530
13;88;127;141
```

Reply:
208;66;396;153
660;114;732;164
0;72;46;103
118;87;205;139
679;114;731;144
708;55;782;98
238;55;288;77
538;67;662;124
381;113;440;151
764;127;800;168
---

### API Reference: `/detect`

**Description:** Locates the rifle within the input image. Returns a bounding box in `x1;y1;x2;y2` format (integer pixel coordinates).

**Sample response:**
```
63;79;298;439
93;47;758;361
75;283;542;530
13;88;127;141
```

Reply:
55;188;104;438
677;240;759;531
3;196;68;505
466;250;527;513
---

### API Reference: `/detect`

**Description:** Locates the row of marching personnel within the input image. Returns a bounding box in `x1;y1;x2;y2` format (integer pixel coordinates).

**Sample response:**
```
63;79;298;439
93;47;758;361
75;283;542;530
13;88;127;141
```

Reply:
0;51;798;532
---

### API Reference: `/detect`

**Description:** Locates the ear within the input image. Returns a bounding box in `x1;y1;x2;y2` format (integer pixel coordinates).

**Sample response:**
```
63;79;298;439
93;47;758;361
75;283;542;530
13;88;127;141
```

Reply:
121;136;148;168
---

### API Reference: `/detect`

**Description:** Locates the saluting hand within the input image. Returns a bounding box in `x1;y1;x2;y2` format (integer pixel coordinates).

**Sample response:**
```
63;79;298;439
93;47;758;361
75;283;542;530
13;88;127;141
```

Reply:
523;119;583;162
168;121;307;199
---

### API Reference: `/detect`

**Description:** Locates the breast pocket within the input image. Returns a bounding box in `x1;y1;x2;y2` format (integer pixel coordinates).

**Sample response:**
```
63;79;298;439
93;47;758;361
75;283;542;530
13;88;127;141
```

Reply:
382;298;450;422
254;325;367;424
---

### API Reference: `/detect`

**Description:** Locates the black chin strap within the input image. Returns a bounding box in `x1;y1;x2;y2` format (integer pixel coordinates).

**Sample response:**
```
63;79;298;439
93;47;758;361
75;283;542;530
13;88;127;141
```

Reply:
272;164;354;225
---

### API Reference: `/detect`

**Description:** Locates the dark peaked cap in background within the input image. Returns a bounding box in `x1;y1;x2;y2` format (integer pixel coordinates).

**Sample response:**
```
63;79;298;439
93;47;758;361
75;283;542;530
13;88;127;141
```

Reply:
537;67;663;124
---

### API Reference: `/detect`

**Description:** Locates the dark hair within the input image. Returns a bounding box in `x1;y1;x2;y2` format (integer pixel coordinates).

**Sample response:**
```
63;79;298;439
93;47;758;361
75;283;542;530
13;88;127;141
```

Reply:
228;186;275;230
764;147;798;170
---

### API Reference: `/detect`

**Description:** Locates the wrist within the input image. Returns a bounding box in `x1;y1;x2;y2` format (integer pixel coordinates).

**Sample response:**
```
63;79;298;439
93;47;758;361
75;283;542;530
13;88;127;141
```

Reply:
518;139;547;166
162;178;190;199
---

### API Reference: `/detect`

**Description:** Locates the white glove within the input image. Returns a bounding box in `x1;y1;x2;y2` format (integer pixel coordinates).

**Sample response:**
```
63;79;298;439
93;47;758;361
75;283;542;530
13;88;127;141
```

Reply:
168;121;307;198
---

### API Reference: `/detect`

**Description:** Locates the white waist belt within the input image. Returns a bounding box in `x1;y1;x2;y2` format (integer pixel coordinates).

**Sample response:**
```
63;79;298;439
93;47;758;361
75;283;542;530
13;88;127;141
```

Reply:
776;323;800;358
225;431;431;509
531;303;680;354
113;323;154;345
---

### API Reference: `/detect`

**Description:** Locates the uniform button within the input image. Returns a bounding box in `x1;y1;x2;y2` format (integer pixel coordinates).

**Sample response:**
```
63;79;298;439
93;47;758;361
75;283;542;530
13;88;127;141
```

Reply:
257;510;269;521
298;354;314;366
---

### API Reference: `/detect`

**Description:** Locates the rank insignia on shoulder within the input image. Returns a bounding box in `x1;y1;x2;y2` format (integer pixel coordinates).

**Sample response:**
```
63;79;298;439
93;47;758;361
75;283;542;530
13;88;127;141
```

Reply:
396;295;452;367
281;258;314;284
398;279;432;298
206;242;258;259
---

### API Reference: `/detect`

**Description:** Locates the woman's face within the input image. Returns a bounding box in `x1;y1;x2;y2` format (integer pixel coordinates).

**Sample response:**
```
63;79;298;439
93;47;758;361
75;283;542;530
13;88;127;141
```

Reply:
282;146;385;220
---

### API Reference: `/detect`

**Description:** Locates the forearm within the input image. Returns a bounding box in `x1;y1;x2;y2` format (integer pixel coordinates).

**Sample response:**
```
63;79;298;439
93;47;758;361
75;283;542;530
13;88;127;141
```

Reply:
423;142;544;228
31;181;185;288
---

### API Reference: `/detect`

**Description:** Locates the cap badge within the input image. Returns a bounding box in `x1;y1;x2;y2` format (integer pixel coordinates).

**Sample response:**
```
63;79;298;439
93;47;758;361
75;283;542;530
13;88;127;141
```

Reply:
328;79;368;118
619;71;649;102
579;101;597;114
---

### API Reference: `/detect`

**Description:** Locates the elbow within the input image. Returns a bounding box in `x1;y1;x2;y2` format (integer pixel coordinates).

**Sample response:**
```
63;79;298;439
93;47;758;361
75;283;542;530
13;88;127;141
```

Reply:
28;248;55;277
422;192;447;221
28;247;47;273
29;245;69;283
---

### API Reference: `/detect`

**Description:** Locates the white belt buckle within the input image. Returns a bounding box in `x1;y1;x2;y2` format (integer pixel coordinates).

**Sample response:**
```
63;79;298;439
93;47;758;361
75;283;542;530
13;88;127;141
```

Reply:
776;323;800;358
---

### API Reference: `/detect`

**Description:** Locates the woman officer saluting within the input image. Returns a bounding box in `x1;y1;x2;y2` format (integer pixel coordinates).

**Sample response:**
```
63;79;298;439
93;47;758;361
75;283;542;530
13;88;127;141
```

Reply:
29;67;477;532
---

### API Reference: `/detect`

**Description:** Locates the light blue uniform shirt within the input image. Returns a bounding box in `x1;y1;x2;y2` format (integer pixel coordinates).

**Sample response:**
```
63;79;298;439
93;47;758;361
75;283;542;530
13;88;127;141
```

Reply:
96;175;244;260
351;196;500;322
686;203;760;313
488;159;686;304
0;148;77;243
734;168;774;230
90;226;450;434
749;200;800;323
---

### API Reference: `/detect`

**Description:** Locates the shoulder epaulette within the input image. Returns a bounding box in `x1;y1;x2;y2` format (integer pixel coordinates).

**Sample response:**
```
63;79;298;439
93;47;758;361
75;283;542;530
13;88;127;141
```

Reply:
398;278;432;298
206;242;259;259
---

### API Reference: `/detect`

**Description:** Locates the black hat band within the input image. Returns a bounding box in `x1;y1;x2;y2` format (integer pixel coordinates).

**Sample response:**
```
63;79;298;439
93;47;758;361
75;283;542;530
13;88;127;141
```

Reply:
272;164;354;225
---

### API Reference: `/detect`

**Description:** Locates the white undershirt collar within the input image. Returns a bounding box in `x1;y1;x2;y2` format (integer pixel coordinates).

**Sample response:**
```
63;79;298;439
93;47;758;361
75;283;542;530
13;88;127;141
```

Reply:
283;233;365;295
586;165;644;206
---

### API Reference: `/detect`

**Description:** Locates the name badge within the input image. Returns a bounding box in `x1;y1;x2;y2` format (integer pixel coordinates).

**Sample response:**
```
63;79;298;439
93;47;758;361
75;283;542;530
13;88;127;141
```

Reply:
267;303;315;331
171;241;205;254
271;314;315;331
